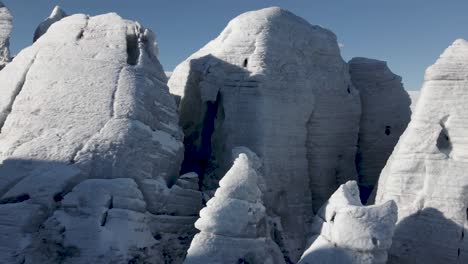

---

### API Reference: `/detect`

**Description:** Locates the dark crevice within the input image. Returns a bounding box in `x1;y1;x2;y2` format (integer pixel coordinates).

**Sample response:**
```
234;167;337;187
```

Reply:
347;85;351;94
330;212;336;222
108;196;114;209
76;30;84;40
243;58;248;68
76;16;88;40
100;211;108;227
0;194;30;204
180;91;222;190
126;30;140;65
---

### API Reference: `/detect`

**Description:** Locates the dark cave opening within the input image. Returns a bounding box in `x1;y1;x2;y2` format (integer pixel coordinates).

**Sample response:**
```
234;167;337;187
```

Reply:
436;125;452;155
126;32;140;65
180;92;222;189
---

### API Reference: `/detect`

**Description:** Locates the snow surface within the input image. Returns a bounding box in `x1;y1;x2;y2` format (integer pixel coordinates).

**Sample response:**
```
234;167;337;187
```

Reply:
299;181;397;264
375;39;468;263
349;57;411;203
169;7;361;261
0;1;12;69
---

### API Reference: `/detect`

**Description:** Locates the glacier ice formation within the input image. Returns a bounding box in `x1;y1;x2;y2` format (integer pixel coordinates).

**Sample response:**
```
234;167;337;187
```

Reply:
168;7;361;261
0;1;12;69
349;57;411;203
298;181;397;264
375;39;468;264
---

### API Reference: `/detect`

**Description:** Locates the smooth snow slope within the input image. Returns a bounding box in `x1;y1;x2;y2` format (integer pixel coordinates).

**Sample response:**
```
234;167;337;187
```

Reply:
375;39;468;263
0;12;191;263
169;7;361;261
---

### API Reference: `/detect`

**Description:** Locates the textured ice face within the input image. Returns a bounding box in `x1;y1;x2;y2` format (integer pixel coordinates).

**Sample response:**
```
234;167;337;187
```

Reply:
0;1;12;69
299;181;397;264
375;39;468;264
169;7;361;261
185;148;285;264
0;12;189;263
349;57;411;203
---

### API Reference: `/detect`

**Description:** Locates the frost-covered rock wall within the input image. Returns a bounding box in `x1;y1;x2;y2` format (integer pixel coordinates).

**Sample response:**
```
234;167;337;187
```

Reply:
375;39;468;264
169;7;361;261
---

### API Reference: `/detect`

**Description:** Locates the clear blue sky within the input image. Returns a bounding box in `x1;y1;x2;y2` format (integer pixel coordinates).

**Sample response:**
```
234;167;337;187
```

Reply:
3;0;468;90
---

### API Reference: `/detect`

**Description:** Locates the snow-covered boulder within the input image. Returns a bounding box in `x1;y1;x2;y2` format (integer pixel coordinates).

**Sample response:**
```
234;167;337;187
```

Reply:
375;39;468;263
184;148;285;264
0;13;189;263
299;181;397;264
33;5;68;42
169;7;361;260
349;58;411;202
0;1;12;69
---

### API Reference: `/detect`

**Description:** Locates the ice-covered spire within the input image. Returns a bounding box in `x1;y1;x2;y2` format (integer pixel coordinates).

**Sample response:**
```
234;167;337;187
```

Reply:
33;5;68;42
184;148;285;264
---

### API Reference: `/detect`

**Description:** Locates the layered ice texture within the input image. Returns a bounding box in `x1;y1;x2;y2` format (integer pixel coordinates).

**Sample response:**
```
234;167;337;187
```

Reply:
375;39;468;263
0;1;12;69
169;7;362;260
0;12;203;263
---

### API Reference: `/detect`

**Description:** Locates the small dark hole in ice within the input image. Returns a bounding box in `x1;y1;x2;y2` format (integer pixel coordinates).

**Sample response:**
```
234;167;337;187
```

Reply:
53;192;63;202
243;58;248;68
385;126;391;136
371;237;378;245
436;125;452;154
347;85;351;94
